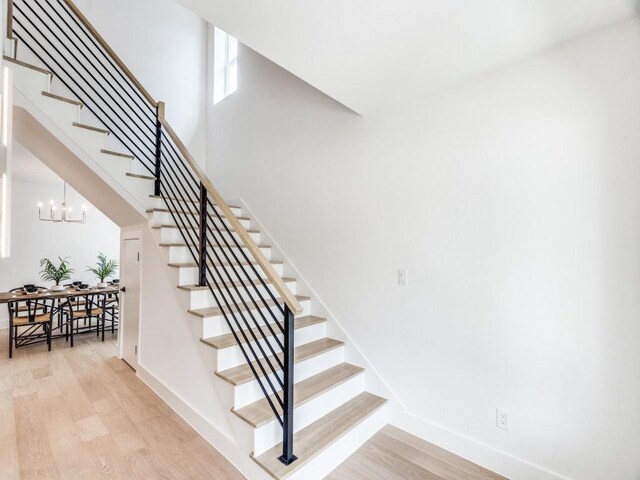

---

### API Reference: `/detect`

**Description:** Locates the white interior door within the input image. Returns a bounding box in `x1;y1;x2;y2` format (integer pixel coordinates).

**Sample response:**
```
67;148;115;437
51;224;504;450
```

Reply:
121;238;141;370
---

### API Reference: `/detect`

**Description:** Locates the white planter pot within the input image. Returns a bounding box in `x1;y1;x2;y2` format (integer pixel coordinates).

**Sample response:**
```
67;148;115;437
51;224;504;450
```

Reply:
97;282;109;289
50;285;65;292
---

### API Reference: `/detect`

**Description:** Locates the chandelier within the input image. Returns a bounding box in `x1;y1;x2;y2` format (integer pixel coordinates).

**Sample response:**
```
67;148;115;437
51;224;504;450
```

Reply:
38;182;87;224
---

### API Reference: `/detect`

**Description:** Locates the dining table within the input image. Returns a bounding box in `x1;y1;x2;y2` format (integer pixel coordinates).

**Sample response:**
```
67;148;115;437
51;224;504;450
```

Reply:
0;285;120;304
1;285;121;356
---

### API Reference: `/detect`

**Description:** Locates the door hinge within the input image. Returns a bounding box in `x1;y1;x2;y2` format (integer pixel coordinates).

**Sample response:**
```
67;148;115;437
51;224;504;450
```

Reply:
134;345;138;356
137;252;140;262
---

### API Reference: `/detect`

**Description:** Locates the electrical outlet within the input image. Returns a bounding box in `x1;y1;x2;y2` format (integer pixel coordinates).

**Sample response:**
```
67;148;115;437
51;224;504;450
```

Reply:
398;269;408;286
496;408;510;430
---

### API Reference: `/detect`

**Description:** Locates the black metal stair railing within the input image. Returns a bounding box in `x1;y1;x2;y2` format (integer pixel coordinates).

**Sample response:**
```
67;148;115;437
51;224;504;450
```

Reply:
7;0;300;465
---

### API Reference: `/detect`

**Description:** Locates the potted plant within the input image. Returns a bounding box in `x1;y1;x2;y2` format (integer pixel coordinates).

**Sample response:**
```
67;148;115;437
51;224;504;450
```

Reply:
87;253;119;288
40;257;74;292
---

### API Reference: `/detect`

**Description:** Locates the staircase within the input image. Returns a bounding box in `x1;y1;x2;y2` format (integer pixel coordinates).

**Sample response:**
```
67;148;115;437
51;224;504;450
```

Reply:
4;1;389;478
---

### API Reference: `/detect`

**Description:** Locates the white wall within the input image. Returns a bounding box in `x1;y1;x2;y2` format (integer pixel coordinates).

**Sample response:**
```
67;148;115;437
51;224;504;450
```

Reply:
208;18;640;480
0;177;120;327
71;0;208;162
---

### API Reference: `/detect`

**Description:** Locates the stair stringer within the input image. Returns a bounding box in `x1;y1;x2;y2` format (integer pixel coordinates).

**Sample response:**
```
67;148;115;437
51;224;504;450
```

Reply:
146;200;391;479
8;61;152;221
7;58;273;478
134;222;274;480
5;56;393;480
233;199;404;402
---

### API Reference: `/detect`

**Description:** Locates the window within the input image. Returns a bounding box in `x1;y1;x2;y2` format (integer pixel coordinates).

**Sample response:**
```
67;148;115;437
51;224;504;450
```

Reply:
213;27;238;104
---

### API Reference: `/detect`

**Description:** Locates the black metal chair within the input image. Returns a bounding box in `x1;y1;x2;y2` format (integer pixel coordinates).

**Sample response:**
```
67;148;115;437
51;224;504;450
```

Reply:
59;292;108;346
7;287;56;358
103;292;119;337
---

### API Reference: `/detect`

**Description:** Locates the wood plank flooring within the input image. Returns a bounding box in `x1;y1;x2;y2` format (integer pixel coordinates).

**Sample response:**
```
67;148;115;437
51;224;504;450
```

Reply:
0;328;244;480
0;328;509;480
327;425;509;480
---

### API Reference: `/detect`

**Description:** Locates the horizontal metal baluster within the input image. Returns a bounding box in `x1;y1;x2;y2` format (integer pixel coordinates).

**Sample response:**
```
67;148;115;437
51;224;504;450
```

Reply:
15;3;157;156
158;136;201;199
159;153;202;220
11;27;156;173
206;196;285;316
55;0;157;116
203;241;285;371
41;1;157;136
206;210;285;332
203;262;285;402
204;278;285;426
158;173;201;241
205;222;285;350
204;241;286;378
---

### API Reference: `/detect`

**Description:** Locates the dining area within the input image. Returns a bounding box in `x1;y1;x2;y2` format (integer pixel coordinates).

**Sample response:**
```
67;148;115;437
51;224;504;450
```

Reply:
0;254;120;359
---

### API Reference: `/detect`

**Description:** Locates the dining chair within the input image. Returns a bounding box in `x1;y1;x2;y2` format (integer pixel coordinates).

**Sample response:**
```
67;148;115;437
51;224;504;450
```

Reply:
103;292;119;337
7;287;56;358
59;292;107;346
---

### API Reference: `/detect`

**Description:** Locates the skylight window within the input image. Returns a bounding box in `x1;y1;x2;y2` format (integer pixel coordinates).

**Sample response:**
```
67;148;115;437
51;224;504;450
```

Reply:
213;27;238;104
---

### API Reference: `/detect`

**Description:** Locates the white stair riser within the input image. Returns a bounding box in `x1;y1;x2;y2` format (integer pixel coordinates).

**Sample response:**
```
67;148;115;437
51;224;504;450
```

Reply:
286;404;389;480
215;321;326;371
172;265;286;289
39;95;81;124
98;152;133;178
232;345;345;409
9;61;51;95
201;298;310;338
151;209;251;228
187;281;297;310
166;244;272;263
149;198;242;217
157;225;261;245
251;372;366;456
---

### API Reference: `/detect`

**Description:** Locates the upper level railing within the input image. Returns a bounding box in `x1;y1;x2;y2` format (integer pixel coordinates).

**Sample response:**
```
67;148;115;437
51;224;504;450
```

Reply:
6;0;300;465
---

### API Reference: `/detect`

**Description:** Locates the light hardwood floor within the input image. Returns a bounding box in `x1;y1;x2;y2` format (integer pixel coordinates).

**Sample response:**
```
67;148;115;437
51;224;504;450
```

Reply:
327;425;508;480
0;328;244;480
0;328;508;480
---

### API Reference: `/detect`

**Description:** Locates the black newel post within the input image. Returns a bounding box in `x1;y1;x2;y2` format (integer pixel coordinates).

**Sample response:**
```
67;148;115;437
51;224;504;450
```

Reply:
279;304;297;465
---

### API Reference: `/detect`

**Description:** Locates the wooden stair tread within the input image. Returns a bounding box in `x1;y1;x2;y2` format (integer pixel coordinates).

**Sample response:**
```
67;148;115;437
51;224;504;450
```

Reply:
216;338;344;386
147;206;242;213
4;55;52;75
41;91;83;107
233;363;364;428
72;122;110;135
167;260;283;269
178;277;295;292
149;195;242;208
201;315;323;350
151;217;251;230
379;425;509;480
159;240;265;248
252;392;387;479
101;149;134;159
126;172;155;180
188;294;309;319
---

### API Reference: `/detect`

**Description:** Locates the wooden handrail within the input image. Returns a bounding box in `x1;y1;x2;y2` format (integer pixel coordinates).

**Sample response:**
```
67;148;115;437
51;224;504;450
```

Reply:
159;119;303;314
5;0;301;314
62;0;158;107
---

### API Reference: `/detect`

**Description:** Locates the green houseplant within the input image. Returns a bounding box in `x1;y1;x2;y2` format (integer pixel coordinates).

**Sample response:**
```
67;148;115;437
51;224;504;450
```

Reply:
40;257;74;291
87;253;119;288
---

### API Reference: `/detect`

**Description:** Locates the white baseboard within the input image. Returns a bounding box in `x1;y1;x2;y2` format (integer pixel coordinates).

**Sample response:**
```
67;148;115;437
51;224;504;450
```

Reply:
233;198;570;480
136;363;270;480
392;411;570;480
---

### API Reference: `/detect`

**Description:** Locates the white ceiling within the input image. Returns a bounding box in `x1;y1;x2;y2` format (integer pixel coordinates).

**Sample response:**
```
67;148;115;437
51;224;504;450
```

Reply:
174;0;637;113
